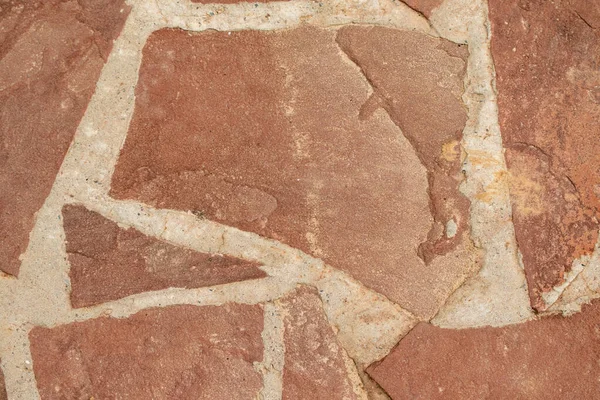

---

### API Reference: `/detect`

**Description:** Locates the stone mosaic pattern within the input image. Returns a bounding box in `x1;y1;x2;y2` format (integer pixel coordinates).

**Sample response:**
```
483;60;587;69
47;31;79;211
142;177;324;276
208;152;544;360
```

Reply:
0;0;599;398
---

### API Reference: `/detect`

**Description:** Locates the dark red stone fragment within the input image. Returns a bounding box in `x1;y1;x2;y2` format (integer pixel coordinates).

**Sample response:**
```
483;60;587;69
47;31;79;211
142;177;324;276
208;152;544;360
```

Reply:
280;286;358;400
63;204;266;308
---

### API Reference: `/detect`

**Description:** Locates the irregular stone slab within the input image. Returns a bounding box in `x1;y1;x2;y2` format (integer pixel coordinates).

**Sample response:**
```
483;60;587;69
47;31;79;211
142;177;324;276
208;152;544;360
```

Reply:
400;0;444;17
30;304;264;399
63;204;266;307
368;299;600;399
0;0;130;277
0;363;6;400
489;0;600;310
110;26;478;317
279;286;360;399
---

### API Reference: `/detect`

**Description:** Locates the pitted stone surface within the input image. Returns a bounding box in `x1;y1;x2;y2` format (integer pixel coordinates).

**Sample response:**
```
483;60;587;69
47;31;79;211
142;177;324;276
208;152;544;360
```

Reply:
0;0;130;277
368;300;600;399
29;304;264;399
279;286;359;399
490;0;600;310
110;25;478;318
62;204;266;307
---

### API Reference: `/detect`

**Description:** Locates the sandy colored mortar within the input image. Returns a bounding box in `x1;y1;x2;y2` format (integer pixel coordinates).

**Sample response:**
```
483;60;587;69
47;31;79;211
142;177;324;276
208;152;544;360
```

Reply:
2;0;599;398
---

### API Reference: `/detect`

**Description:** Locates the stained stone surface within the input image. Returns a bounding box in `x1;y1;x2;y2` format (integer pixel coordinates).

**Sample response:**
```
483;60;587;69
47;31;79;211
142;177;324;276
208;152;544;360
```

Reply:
279;286;359;399
489;0;600;310
368;300;600;399
29;304;264;399
0;0;130;277
62;204;266;308
110;25;478;318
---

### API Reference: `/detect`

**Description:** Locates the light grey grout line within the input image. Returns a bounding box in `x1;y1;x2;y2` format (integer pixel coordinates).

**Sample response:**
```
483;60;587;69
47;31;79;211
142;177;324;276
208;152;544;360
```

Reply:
45;277;298;327
256;302;285;400
430;0;534;328
136;0;435;35
0;330;40;400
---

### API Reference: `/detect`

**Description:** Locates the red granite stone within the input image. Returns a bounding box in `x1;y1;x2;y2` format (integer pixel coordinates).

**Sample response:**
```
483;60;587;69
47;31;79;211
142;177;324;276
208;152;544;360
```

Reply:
0;0;130;277
368;299;600;399
400;0;444;17
110;26;475;317
490;0;600;310
30;304;264;399
62;204;266;308
279;286;358;400
0;363;6;400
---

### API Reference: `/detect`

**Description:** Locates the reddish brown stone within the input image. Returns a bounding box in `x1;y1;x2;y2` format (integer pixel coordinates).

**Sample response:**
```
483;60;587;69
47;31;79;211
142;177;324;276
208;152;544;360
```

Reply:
0;0;130;277
368;299;600;399
0;363;6;400
400;0;444;17
279;286;358;400
490;0;600;310
30;304;264;399
63;204;266;308
110;26;474;316
336;26;470;264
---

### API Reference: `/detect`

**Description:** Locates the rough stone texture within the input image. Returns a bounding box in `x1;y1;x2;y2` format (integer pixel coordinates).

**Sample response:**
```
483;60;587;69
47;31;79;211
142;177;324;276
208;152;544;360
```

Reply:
0;0;130;277
62;204;266;307
110;25;477;318
490;0;600;310
368;299;600;399
400;0;444;17
0;363;6;400
29;304;264;399
279;286;359;400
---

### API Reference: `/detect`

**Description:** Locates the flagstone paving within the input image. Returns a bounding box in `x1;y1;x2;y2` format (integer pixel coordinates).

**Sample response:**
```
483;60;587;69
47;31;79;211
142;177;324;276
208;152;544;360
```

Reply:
1;0;599;399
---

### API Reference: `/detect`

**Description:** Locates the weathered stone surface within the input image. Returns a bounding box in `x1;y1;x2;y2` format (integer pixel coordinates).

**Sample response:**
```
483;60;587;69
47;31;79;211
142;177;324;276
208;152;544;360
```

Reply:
400;0;444;17
0;0;130;277
63;204;266;307
30;304;264;399
0;363;6;400
279;286;359;399
368;299;600;399
490;0;600;310
110;26;476;317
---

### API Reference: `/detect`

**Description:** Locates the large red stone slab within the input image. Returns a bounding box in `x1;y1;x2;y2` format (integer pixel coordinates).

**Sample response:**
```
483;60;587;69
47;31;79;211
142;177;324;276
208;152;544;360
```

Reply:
279;286;358;399
62;204;266;307
110;26;475;317
368;299;600;399
489;0;600;310
30;304;264;399
0;0;130;277
0;363;6;400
